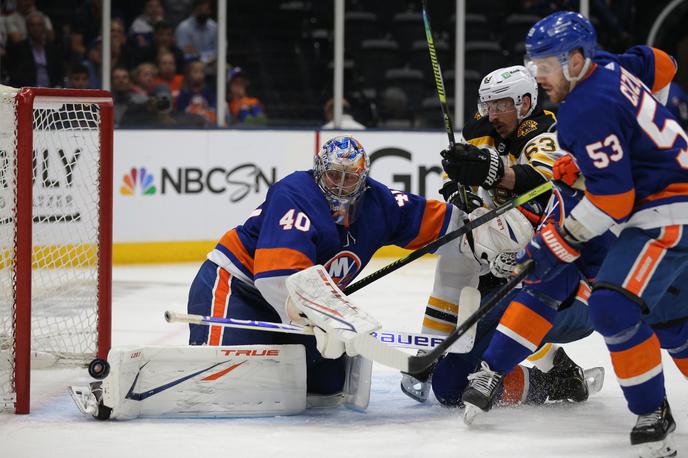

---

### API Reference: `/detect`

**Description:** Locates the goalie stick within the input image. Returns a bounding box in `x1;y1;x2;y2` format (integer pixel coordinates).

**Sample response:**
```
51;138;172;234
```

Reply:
343;182;551;295
164;311;471;352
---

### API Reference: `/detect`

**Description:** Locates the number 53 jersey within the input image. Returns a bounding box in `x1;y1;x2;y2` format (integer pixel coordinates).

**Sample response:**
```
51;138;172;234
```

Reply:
556;60;688;234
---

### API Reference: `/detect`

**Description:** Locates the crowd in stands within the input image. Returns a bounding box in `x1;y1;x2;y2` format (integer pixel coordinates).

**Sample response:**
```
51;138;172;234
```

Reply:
0;0;683;129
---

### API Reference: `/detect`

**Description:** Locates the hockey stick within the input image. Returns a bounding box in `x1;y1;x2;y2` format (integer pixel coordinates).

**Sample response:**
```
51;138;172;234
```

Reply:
164;311;457;352
343;181;551;295
349;261;533;374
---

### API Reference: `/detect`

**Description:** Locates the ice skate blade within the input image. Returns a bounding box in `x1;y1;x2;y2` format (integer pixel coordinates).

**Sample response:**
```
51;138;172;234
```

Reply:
463;404;481;425
633;433;677;458
400;377;430;403
68;386;98;416
583;367;604;394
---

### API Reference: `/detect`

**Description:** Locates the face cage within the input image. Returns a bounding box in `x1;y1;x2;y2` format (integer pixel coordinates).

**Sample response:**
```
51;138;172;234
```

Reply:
314;165;367;226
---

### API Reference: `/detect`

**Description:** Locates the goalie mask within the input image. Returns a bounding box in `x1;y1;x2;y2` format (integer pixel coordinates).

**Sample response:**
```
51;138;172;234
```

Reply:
314;135;370;225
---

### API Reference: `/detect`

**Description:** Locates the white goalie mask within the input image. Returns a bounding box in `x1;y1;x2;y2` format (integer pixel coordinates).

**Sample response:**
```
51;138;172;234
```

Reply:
478;65;538;121
314;135;370;226
460;207;534;265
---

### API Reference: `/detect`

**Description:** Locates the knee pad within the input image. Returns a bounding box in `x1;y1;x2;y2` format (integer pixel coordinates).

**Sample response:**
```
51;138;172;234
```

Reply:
588;288;642;337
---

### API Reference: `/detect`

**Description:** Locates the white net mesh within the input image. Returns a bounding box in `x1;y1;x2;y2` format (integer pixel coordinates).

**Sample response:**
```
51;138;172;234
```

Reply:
0;88;105;411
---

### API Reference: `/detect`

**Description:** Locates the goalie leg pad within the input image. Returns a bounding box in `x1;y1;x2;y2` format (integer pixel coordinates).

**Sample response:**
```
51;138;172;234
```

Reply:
71;345;307;419
343;355;373;412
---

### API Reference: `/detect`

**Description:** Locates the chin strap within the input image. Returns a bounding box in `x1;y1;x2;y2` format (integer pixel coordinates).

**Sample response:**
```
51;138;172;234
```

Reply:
564;57;592;92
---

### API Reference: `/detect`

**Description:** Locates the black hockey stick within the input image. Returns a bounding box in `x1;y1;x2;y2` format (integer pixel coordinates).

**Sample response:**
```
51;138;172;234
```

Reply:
405;260;533;374
420;0;475;211
343;181;551;295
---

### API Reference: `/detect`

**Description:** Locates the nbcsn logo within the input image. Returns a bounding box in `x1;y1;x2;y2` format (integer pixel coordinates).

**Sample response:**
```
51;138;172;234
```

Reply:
120;167;157;195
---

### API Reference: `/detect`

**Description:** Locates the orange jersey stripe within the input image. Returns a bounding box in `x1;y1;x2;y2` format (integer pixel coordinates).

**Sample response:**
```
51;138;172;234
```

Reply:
254;247;313;275
611;334;661;380
585;188;635;220
651;48;677;93
672;357;688;377
638;183;688;206
422;316;455;334
209;268;231;346
623;225;681;296
405;200;447;250
501;365;527;404
219;229;254;274
500;301;553;347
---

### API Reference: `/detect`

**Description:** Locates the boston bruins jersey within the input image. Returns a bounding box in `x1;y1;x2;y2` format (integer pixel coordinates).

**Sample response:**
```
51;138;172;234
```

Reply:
459;108;562;204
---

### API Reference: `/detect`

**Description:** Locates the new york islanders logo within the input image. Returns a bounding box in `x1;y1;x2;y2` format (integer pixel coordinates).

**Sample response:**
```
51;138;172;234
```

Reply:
120;167;156;195
324;251;362;286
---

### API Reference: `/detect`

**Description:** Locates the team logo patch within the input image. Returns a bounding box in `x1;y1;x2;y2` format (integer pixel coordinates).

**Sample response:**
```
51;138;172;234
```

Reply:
517;119;538;138
324;251;362;286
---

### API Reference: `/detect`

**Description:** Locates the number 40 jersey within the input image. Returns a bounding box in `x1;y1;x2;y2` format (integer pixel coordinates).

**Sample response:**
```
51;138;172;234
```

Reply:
556;55;688;237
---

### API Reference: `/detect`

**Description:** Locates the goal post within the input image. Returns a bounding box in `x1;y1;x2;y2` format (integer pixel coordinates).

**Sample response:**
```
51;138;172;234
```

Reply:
0;86;113;414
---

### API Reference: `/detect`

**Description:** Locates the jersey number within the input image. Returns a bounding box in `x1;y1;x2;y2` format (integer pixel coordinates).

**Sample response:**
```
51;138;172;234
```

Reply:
637;91;688;169
279;209;311;231
585;134;624;169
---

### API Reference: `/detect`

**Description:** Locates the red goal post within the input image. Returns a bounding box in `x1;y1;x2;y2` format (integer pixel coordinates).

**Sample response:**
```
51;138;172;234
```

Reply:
0;86;113;414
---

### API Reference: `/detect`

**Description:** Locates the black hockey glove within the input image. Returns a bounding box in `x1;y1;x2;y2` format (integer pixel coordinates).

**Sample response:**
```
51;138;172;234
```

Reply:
438;181;483;213
441;143;504;189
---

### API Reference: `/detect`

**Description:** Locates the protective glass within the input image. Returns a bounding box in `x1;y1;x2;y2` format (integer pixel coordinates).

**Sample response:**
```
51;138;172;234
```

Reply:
478;98;516;117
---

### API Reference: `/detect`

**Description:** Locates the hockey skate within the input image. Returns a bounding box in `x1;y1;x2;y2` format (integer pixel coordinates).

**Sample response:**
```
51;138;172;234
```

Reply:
400;352;438;403
630;398;677;458
461;361;504;425
547;347;593;403
68;381;112;420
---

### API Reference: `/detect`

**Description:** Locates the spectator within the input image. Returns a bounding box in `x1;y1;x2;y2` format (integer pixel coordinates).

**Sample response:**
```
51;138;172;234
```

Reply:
177;59;216;124
131;62;158;96
6;11;62;87
70;0;102;64
121;83;206;128
5;0;54;44
163;0;194;27
111;66;148;125
175;0;217;65
226;67;266;126
67;63;90;89
129;0;165;49
154;50;183;104
135;21;185;73
82;27;132;89
667;82;688;130
322;97;365;129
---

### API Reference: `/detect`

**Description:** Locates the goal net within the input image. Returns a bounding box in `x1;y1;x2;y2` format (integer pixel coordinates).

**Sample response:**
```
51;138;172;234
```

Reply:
0;86;113;414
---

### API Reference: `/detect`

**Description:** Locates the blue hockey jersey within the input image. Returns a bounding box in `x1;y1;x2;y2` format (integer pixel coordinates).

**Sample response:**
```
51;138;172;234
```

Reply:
556;59;688;235
207;170;457;320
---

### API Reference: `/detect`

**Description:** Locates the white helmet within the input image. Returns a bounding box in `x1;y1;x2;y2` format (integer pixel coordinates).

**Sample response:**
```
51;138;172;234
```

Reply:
478;65;538;120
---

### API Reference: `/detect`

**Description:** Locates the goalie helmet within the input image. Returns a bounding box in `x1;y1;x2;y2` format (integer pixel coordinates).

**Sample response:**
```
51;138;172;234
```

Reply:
478;65;538;120
314;135;370;225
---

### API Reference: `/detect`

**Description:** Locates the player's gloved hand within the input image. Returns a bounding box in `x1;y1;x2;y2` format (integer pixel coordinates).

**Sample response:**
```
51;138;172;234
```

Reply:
516;223;580;283
441;143;504;189
553;155;582;188
311;326;346;359
439;181;483;212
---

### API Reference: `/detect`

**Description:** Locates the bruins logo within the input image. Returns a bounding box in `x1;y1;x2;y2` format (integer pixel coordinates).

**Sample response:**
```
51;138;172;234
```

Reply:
517;119;538;138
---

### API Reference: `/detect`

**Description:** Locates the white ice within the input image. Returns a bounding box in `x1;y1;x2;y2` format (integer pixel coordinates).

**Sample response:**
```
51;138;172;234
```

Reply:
1;258;686;458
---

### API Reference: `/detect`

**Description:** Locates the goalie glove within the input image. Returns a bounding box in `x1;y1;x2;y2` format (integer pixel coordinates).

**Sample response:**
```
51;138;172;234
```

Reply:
517;223;581;283
490;251;519;278
441;143;504;189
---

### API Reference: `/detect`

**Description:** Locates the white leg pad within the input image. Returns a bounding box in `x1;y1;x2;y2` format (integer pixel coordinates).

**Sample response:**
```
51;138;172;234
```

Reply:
343;355;373;412
76;345;307;419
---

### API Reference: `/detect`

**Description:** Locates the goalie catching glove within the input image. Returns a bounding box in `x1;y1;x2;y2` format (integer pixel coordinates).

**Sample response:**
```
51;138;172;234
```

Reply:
441;143;504;189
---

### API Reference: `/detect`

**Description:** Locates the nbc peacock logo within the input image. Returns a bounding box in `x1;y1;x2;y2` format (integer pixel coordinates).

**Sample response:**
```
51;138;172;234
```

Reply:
120;167;157;195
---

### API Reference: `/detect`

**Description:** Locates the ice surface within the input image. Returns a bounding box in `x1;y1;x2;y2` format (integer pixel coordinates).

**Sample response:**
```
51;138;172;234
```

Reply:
1;258;686;458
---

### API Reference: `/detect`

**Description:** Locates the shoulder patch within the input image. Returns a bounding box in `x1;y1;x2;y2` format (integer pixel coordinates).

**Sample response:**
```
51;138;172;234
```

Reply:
517;119;538;138
474;111;482;120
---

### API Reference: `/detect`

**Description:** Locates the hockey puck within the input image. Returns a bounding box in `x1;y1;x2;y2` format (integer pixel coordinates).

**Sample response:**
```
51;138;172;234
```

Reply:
88;358;110;379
